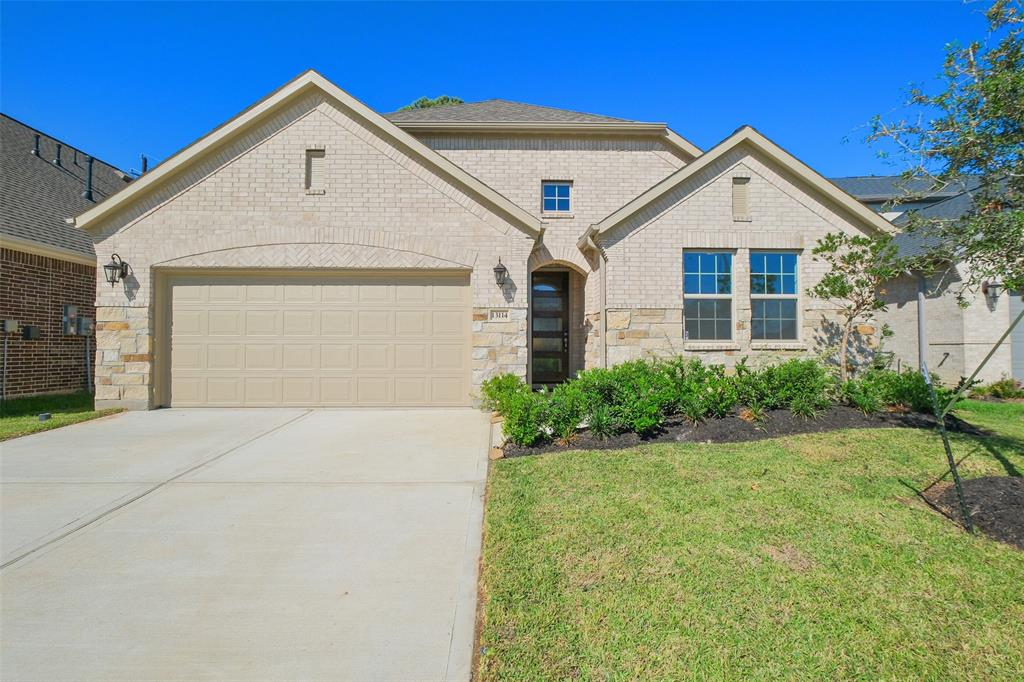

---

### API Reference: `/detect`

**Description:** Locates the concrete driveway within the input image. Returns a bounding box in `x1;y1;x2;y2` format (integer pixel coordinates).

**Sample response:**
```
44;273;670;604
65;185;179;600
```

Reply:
1;408;490;681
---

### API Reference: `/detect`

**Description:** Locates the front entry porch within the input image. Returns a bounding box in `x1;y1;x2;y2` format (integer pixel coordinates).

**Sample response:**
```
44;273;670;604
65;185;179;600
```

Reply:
530;265;587;387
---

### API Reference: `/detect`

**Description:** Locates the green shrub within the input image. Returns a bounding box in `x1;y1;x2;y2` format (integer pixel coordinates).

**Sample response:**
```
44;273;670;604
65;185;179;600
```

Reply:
480;373;529;414
501;389;549;446
971;377;1024;399
586;404;616;440
702;366;740;418
859;369;961;413
842;377;883;414
774;359;836;415
547;382;588;442
606;360;673;436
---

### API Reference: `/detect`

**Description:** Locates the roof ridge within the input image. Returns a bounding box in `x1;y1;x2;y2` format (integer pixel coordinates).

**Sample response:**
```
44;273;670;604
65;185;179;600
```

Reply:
477;98;632;122
1;112;129;176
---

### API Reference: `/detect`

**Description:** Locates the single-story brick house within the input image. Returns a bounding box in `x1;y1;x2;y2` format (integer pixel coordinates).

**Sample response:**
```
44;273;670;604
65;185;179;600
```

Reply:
0;114;130;399
73;70;897;410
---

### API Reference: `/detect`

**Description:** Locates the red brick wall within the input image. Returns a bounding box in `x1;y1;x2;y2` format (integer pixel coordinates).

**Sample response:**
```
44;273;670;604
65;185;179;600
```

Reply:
0;248;96;398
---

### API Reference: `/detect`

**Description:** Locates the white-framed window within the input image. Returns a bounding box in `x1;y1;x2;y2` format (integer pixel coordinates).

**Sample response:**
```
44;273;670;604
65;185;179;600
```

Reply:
750;251;799;340
542;181;571;213
683;251;733;341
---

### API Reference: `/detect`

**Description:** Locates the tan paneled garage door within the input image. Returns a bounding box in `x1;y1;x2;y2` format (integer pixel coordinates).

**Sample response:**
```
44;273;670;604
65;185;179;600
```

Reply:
168;272;471;407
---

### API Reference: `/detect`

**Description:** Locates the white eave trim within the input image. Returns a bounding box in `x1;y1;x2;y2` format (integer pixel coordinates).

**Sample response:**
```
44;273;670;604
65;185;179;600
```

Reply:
589;126;894;239
0;233;96;266
74;70;542;238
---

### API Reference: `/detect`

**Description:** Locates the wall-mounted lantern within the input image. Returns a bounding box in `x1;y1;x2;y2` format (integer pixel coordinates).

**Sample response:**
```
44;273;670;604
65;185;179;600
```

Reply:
982;280;1004;302
103;254;130;287
493;258;508;287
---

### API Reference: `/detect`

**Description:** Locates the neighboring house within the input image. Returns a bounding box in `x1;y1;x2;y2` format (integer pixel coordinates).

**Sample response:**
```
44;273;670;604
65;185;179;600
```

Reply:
832;176;1021;384
72;70;896;410
0;114;131;399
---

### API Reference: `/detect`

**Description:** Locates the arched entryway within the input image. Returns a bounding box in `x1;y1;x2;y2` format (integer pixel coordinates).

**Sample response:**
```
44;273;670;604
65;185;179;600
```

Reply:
530;262;588;386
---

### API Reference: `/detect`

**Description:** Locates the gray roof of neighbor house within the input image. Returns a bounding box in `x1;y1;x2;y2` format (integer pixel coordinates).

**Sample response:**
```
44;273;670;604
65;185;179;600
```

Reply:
830;175;977;202
384;99;639;124
827;173;978;201
1;113;130;259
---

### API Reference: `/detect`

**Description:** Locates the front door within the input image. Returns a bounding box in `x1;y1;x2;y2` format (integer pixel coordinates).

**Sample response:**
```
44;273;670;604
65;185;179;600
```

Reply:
531;271;570;384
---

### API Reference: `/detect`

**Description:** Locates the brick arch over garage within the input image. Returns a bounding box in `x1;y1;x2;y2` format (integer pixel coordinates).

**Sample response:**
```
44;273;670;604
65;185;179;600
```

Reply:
150;228;478;270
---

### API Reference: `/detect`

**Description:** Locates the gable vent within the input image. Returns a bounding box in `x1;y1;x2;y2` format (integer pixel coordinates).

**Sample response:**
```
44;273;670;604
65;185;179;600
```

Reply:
732;176;751;222
305;148;326;194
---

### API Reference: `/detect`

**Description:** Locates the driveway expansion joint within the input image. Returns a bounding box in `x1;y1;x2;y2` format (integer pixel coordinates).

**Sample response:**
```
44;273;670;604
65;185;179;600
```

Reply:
1;410;313;570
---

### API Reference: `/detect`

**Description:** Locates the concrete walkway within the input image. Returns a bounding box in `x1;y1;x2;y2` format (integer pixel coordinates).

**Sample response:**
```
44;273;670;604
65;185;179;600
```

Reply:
0;408;490;681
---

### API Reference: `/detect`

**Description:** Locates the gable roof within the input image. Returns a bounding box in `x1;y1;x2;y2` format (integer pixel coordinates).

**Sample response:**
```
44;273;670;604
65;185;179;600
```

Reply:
74;71;542;238
385;99;702;159
588;126;895;241
1;114;130;263
385;99;635;124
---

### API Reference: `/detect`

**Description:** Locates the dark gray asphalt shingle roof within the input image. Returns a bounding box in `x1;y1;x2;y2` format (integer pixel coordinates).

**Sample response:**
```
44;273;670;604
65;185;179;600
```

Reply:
384;99;637;124
1;114;130;259
830;175;978;201
828;175;980;261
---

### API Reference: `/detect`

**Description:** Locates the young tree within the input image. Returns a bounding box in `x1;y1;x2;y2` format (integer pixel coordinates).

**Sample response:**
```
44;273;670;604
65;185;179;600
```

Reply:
867;0;1024;296
807;233;904;382
397;95;464;111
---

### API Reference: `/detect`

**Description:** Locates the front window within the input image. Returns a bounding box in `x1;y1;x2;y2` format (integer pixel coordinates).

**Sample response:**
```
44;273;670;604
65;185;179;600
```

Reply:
750;252;799;340
542;181;571;213
683;252;733;341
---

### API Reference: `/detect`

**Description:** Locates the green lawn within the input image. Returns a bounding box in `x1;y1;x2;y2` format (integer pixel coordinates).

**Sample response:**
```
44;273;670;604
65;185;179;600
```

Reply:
0;392;122;441
479;400;1024;680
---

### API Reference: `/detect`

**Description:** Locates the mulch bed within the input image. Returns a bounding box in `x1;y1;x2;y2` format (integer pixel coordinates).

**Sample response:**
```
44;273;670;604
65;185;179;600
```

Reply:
502;405;987;458
924;477;1024;550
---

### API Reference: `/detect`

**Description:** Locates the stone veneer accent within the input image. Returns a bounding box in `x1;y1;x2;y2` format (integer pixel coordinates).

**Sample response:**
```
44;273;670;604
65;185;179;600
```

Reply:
472;307;528;387
94;305;152;410
602;306;881;371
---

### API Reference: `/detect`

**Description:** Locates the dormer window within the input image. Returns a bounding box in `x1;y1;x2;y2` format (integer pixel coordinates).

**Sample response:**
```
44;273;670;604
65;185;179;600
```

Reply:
542;181;571;213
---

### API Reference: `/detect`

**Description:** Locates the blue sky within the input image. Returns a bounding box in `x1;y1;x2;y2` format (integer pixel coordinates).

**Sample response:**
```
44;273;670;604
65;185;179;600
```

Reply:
1;1;990;177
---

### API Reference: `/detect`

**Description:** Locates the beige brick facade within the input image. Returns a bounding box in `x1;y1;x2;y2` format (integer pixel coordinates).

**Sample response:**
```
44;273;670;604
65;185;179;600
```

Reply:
84;73;1008;409
88;93;535;408
591;147;888;370
878;267;1013;384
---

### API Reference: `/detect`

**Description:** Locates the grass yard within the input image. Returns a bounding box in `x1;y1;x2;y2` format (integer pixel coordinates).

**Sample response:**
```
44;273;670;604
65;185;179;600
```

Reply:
0;392;122;441
479;400;1024;680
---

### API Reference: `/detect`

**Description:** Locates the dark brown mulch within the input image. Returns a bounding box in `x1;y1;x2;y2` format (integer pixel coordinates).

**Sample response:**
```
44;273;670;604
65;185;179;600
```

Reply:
924;477;1024;550
502;405;988;458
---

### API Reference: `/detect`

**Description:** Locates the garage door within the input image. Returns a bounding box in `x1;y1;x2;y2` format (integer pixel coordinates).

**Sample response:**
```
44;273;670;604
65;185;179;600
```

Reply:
168;273;471;407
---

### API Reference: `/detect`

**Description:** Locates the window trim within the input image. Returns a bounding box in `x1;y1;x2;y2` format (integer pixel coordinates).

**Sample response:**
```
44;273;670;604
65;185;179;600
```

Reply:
683;250;735;343
541;180;572;215
749;250;801;342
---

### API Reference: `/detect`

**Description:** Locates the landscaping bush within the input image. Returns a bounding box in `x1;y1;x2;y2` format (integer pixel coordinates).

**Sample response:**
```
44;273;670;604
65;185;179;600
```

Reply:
855;368;960;414
735;358;835;416
841;376;884;414
970;377;1024;400
501;388;549;447
487;355;968;448
547;382;588;442
480;373;530;414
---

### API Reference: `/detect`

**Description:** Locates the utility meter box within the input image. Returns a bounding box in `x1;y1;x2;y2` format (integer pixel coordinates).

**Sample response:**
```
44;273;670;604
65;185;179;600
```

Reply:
62;305;79;335
77;317;95;335
22;325;40;340
2;319;18;333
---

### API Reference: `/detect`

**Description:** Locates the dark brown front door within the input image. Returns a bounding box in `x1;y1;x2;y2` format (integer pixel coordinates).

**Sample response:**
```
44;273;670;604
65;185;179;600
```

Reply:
531;271;569;384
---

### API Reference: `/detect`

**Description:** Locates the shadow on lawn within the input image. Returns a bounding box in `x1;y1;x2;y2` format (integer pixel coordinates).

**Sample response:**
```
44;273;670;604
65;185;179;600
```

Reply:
899;427;1024;548
0;392;95;418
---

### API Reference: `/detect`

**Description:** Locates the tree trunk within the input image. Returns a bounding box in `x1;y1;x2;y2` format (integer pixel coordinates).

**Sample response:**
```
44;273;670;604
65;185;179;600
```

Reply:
839;321;852;383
